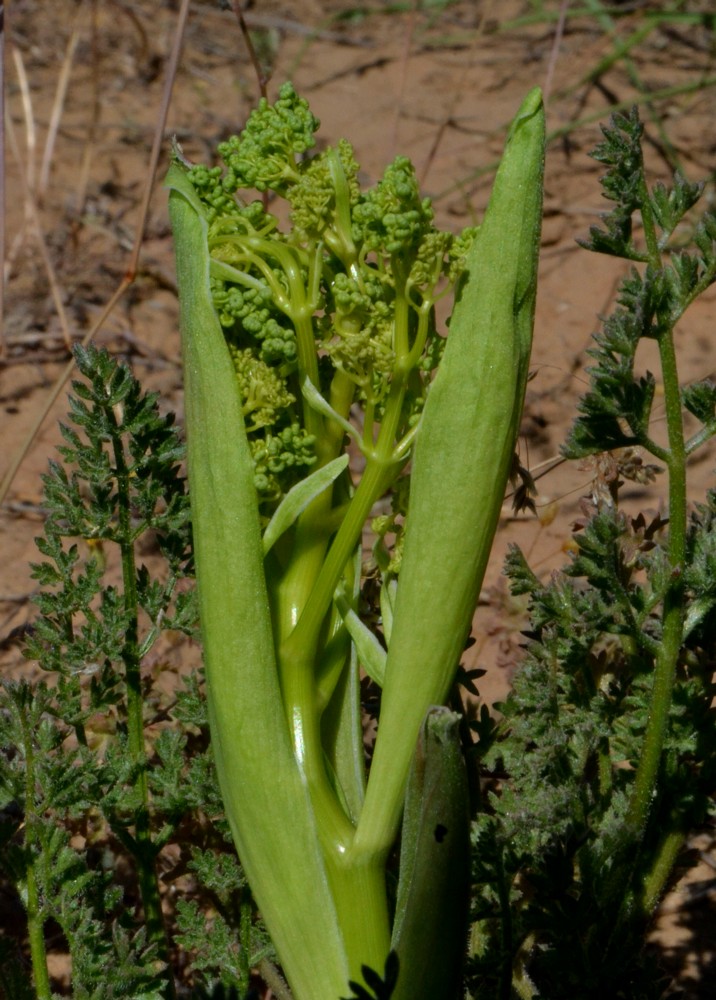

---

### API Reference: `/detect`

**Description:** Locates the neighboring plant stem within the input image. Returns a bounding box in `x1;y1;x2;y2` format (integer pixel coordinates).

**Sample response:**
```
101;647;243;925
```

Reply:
112;409;175;999
19;707;52;1000
627;177;688;839
640;825;686;917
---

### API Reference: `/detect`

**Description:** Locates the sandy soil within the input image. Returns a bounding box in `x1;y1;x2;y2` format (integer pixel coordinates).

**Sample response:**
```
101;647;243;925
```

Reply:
2;1;716;995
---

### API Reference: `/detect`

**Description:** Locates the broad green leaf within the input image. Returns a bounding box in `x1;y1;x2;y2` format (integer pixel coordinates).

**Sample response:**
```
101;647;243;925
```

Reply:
263;455;349;556
166;161;349;1000
356;88;545;855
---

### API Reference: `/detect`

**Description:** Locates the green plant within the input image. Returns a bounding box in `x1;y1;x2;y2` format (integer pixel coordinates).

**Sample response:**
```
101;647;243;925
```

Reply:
8;84;714;1000
0;345;274;999
166;81;544;1000
465;107;716;999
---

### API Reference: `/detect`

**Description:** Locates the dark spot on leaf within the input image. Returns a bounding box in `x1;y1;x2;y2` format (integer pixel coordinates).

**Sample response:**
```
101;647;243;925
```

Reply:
434;823;448;843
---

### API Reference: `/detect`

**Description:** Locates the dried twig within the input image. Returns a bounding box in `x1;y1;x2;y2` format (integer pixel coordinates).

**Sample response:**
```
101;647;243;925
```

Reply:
0;0;192;506
38;21;82;202
6;52;73;351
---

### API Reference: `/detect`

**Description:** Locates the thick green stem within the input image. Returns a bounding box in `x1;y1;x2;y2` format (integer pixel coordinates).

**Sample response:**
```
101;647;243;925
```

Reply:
274;376;408;985
277;455;402;850
273;475;338;646
272;372;355;647
281;451;400;671
278;366;409;764
324;855;391;985
293;311;324;443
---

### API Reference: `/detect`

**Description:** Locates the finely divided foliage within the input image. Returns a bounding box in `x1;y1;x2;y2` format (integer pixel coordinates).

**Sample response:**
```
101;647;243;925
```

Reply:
1;345;270;998
467;108;716;999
